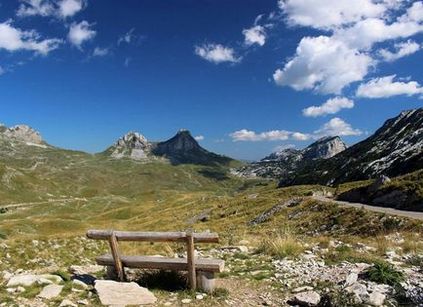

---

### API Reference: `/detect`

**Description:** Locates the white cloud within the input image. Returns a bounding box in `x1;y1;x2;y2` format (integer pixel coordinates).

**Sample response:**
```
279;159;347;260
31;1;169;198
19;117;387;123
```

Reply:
0;66;4;75
17;0;84;18
194;135;204;141
291;132;310;141
118;28;135;45
273;36;373;94
124;57;131;67
303;97;354;117
195;43;240;64
0;21;61;55
243;25;266;46
333;17;423;50
275;1;423;95
378;40;421;62
68;21;96;48
230;129;290;142
58;0;84;18
230;129;311;142
93;47;110;57
17;0;54;17
356;75;423;98
279;0;387;30
314;117;362;137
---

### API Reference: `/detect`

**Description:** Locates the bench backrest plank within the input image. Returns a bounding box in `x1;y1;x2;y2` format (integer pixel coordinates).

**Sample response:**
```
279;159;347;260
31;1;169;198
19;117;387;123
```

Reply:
87;230;219;243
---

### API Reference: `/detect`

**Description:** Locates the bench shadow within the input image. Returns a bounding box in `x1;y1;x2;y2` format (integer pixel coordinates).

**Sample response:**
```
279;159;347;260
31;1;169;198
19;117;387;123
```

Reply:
135;270;188;292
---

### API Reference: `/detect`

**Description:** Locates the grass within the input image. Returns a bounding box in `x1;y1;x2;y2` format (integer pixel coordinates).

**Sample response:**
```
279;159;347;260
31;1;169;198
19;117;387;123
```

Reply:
257;231;304;259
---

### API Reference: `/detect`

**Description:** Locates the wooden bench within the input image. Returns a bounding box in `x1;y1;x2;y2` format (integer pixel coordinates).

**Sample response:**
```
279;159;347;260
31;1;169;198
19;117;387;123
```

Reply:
86;229;225;292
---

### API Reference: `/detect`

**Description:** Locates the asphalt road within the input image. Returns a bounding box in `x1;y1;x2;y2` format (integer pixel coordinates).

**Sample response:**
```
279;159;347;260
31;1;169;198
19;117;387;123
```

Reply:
312;196;423;221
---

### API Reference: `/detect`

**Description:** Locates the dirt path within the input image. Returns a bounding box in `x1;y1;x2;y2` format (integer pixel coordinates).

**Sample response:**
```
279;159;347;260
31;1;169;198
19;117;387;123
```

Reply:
312;196;423;221
0;197;87;210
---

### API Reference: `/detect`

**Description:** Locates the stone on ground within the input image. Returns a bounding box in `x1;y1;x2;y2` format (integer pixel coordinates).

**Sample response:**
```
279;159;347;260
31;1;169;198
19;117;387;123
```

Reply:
37;284;64;299
59;299;77;307
7;274;62;287
290;291;321;306
69;265;103;275
94;280;157;306
365;291;386;306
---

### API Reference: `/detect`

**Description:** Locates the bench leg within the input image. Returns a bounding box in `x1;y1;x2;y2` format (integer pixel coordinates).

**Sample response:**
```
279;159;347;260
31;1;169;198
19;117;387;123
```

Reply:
196;271;215;293
106;265;118;280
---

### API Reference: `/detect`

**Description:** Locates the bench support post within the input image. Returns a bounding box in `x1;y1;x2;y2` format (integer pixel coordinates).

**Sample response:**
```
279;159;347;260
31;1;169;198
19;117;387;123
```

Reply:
186;231;196;290
197;271;215;293
108;230;125;282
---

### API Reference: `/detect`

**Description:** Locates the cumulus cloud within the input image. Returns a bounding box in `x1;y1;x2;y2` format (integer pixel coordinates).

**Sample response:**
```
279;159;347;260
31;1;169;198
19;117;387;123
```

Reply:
314;117;362;137
356;75;423;98
194;135;204;141
58;0;84;18
195;43;240;64
378;40;421;62
274;1;423;95
230;117;362;142
92;47;110;57
243;25;266;46
230;129;311;142
0;21;61;55
68;21;96;48
17;0;85;18
279;0;387;30
303;97;354;117
273;36;373;94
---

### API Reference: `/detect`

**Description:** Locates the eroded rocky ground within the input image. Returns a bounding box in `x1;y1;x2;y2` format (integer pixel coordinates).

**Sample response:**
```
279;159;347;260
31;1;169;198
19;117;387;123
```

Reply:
1;232;423;306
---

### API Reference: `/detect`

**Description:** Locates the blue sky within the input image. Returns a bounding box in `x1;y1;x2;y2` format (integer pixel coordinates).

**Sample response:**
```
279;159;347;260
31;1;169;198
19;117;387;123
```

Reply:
0;0;422;160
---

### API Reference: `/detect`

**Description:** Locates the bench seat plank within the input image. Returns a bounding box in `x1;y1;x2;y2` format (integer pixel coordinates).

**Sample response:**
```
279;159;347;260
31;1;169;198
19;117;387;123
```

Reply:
96;254;224;273
87;230;219;243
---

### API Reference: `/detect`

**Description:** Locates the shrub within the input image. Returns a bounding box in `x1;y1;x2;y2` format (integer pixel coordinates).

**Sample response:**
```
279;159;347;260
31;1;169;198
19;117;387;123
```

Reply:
367;261;404;286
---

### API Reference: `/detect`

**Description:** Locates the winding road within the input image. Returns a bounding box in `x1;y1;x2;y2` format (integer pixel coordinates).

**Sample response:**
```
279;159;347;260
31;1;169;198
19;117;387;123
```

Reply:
312;196;423;221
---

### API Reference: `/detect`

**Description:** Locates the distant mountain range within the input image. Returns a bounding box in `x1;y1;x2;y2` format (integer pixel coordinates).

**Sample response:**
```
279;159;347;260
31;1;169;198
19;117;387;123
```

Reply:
233;136;347;179
278;108;423;186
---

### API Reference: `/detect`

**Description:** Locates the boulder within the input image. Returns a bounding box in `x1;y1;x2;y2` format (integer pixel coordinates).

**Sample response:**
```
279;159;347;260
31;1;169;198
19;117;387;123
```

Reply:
289;291;321;306
94;280;157;306
38;284;63;299
365;291;386;306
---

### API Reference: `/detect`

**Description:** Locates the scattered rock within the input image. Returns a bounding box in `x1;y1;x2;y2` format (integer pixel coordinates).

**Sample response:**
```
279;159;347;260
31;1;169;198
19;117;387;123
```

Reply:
181;298;192;304
289;291;321;306
7;274;62;287
344;273;358;287
292;286;314;293
365;291;386;306
59;299;77;307
94;280;157;306
38;284;63;299
69;265;103;275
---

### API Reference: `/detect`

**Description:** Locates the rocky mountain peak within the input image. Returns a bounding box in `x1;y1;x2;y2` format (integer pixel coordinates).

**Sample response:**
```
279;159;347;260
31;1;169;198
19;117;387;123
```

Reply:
110;131;152;160
3;125;43;144
302;136;347;160
159;129;200;152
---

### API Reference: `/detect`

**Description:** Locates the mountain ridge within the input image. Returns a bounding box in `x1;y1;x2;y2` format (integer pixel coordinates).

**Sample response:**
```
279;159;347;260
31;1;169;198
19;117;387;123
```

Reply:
279;108;423;187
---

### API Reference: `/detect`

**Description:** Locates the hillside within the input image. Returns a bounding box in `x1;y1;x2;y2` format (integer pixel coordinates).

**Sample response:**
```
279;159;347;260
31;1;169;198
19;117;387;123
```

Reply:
279;108;423;187
337;170;423;211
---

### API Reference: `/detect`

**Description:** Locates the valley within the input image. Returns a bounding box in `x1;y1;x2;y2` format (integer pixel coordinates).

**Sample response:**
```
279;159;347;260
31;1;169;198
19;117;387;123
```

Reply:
0;109;423;306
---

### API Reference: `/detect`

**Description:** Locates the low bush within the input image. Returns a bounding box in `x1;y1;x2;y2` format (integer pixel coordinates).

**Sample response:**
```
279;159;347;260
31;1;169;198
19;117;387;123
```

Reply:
367;261;404;286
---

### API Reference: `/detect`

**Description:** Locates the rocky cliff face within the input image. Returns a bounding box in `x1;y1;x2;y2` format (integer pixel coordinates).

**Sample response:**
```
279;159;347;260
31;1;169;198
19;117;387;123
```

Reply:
279;108;423;186
108;132;152;160
153;129;232;165
2;125;44;145
233;136;347;179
